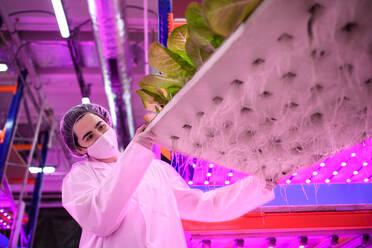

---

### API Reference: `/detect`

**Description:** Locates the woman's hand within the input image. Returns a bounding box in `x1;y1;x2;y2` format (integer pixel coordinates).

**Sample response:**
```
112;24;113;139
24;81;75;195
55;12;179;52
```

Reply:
132;124;156;150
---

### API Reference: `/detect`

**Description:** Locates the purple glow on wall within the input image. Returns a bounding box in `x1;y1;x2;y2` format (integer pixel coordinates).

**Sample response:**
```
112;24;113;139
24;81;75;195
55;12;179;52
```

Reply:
0;208;13;230
178;138;372;186
282;138;372;184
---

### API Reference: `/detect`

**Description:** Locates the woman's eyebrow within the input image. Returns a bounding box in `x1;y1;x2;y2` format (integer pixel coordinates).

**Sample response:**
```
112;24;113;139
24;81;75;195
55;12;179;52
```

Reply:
83;131;93;141
95;121;102;129
82;121;102;141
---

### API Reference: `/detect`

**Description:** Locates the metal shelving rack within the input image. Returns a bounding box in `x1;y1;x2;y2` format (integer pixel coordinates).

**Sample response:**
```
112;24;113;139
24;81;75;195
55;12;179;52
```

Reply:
0;70;55;247
0;7;57;246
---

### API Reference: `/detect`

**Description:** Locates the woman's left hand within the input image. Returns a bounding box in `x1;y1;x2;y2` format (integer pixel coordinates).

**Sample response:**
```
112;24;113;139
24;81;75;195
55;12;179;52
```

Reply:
132;124;156;150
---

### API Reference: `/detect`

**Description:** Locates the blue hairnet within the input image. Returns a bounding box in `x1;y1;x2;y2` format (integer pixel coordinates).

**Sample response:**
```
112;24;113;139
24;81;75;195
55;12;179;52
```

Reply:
60;103;112;157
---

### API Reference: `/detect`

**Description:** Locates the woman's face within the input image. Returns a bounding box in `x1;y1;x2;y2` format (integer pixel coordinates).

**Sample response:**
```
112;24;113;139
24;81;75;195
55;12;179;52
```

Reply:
73;113;109;154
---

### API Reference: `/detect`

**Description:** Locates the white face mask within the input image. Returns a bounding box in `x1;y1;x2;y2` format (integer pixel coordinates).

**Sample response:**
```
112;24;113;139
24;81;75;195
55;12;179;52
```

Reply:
87;127;120;159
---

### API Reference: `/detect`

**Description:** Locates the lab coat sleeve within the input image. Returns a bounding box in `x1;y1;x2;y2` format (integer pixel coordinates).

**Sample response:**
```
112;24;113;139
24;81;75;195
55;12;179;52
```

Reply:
163;162;275;222
62;141;154;236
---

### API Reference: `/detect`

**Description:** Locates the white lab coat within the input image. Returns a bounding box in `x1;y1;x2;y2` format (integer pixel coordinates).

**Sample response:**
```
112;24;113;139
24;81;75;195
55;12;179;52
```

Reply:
62;141;275;248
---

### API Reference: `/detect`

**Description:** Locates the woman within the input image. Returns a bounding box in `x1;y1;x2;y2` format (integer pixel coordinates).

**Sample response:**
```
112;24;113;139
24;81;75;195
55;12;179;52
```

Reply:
60;103;276;248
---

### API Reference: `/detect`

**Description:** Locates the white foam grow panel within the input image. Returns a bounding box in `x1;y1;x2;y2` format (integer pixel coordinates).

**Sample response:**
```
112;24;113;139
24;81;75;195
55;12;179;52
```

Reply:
147;0;372;180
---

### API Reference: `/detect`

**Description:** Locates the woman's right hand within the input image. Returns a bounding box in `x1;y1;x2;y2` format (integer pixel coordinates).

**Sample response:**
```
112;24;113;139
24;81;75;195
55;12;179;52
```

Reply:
132;124;155;150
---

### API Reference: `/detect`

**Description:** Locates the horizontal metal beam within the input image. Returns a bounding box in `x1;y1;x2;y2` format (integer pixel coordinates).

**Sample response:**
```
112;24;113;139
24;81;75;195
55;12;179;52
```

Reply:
36;67;100;75
0;83;18;94
36;67;144;77
5;17;157;32
182;210;372;234
261;204;372;212
18;31;94;41
188;230;372;240
12;144;42;151
1;29;155;42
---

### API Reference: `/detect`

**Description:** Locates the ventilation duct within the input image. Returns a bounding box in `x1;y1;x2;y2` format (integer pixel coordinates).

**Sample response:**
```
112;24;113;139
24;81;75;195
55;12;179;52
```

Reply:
87;0;135;148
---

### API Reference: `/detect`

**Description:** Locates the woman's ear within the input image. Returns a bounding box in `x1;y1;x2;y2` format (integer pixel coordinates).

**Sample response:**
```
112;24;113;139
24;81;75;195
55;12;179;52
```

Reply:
76;146;88;155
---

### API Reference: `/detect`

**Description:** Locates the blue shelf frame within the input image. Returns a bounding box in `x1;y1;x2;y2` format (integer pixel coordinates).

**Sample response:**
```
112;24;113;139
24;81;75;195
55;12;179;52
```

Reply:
158;0;172;47
191;183;372;207
0;70;27;183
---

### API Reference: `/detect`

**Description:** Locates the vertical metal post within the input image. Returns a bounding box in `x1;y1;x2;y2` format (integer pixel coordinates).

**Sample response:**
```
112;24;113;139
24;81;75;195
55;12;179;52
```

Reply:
25;131;49;248
0;70;27;183
9;103;44;248
158;0;172;47
9;201;25;248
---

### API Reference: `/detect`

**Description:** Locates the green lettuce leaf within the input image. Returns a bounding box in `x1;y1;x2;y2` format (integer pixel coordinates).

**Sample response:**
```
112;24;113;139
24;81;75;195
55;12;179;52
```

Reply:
167;24;193;65
139;75;184;94
185;38;212;69
148;42;195;80
203;0;261;37
138;88;168;106
186;2;224;53
138;75;184;105
136;89;158;112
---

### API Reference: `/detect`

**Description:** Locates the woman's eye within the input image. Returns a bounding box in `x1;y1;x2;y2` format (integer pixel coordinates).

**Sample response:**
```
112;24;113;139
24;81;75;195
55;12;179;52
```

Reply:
99;124;105;130
87;134;93;140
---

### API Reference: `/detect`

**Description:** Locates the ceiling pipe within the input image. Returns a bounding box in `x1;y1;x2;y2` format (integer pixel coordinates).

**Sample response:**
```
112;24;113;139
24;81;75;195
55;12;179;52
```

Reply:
0;1;44;107
86;0;135;148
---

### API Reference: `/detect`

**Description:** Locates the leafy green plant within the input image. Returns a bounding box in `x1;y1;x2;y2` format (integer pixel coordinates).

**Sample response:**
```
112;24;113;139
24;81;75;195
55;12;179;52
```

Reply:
137;0;262;122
